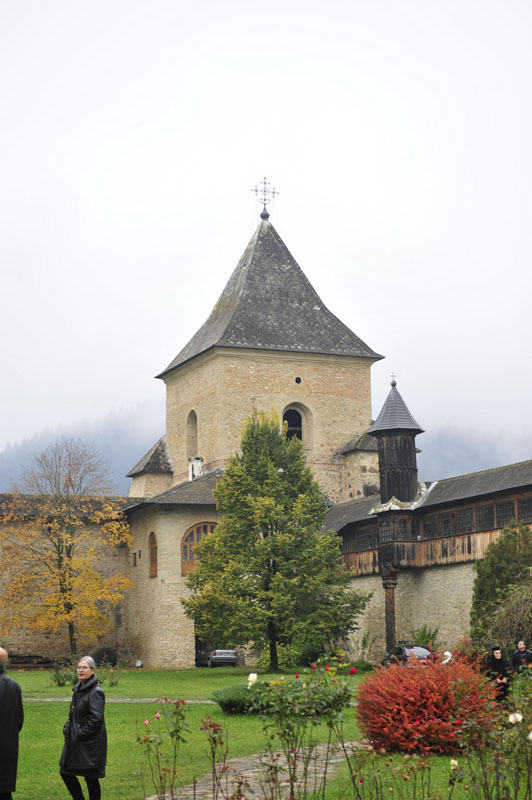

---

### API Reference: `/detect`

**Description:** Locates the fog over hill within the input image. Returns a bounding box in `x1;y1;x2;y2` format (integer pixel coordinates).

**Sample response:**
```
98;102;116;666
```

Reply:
0;399;165;495
1;400;530;496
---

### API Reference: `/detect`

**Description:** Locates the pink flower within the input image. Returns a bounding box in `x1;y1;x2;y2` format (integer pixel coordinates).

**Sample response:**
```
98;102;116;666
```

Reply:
295;673;300;679
349;667;358;675
110;669;114;673
144;720;149;726
155;712;160;719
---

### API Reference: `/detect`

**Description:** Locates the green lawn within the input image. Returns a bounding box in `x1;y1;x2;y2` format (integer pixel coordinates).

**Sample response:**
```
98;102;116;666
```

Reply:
14;667;364;800
13;665;269;700
12;667;471;800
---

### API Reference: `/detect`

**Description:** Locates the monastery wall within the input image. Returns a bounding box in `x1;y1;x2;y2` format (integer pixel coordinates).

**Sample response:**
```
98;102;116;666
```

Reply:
349;562;476;663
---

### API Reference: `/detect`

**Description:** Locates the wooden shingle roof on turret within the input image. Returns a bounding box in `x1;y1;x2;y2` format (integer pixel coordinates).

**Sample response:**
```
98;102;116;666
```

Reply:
157;219;383;378
366;380;424;436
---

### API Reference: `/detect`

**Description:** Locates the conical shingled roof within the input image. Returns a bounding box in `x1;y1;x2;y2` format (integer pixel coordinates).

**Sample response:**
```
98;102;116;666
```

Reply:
157;220;383;378
366;380;424;436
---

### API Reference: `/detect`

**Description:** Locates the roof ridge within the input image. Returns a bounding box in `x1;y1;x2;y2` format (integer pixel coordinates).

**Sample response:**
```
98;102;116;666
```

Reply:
434;458;532;484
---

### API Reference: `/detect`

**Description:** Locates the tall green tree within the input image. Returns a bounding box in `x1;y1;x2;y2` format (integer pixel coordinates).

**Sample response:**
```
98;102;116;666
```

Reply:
182;411;370;670
470;521;532;647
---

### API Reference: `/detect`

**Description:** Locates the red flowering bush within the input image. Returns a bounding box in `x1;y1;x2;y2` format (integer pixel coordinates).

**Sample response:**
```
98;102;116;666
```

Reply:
357;660;497;753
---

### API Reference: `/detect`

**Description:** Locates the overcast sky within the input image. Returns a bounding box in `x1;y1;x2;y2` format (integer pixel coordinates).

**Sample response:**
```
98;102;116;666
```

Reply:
1;1;531;472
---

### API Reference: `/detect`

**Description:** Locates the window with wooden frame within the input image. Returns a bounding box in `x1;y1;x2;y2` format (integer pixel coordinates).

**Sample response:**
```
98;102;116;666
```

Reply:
181;522;217;576
496;501;515;529
148;532;157;578
476;504;495;532
518;497;532;524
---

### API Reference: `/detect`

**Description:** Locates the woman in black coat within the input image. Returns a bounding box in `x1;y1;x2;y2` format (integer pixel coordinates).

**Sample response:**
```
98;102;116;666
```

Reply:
486;646;512;702
60;656;107;800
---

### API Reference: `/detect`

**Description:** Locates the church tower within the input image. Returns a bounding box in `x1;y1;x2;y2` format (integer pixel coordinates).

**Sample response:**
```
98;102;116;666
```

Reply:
129;209;383;503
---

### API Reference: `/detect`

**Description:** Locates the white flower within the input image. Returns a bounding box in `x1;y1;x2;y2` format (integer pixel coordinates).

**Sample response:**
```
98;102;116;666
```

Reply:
450;759;459;770
528;731;532;742
247;672;258;688
509;713;523;724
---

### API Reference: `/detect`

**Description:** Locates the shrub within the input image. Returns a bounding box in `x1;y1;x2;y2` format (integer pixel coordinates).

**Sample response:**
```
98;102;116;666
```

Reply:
92;646;118;666
211;684;254;714
453;635;486;668
411;624;439;650
51;660;76;687
357;660;497;753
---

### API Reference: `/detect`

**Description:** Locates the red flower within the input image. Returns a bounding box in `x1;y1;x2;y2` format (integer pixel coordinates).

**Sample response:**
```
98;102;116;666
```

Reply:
295;673;300;679
311;664;317;670
325;665;332;672
359;777;364;783
349;667;358;675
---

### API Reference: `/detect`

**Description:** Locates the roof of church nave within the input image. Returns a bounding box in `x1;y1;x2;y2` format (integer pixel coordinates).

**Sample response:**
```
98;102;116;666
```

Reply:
124;466;223;512
157;218;383;378
326;458;532;532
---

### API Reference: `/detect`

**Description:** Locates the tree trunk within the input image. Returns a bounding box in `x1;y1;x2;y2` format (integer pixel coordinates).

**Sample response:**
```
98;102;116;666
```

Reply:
68;622;77;660
268;619;279;671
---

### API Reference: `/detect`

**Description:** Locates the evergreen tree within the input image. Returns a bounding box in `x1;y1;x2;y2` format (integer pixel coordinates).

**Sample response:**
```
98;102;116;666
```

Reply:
470;521;532;646
182;411;370;669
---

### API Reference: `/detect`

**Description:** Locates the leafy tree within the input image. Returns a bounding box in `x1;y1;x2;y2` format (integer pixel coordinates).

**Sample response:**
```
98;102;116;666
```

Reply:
182;410;371;670
0;437;132;658
470;521;532;647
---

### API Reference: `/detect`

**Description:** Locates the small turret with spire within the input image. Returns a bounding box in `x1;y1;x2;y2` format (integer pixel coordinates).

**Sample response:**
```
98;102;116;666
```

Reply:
367;378;424;504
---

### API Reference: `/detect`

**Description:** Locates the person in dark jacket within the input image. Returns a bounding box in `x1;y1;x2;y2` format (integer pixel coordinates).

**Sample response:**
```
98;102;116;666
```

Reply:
60;656;107;800
0;647;24;800
486;646;512;702
511;640;532;673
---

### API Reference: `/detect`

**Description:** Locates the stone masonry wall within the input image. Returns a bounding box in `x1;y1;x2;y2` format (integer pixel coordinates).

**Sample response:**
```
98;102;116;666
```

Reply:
164;347;374;502
126;503;223;669
348;562;477;663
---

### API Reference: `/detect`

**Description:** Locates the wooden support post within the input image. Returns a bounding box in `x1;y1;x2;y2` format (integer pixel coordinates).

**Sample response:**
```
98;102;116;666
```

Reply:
381;568;399;654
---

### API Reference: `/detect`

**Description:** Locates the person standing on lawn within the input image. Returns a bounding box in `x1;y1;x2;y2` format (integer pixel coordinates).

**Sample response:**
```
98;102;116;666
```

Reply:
60;656;107;800
0;646;24;800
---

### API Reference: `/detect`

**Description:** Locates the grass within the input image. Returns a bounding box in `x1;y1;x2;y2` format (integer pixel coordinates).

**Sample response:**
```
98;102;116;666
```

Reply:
14;666;364;800
13;665;270;700
12;667;471;800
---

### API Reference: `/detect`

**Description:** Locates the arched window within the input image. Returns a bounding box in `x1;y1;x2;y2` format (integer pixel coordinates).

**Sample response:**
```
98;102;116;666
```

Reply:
181;522;216;576
283;409;302;441
148;532;157;578
186;410;198;459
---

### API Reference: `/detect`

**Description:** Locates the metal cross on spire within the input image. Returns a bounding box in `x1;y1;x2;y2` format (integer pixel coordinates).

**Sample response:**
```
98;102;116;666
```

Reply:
251;177;279;219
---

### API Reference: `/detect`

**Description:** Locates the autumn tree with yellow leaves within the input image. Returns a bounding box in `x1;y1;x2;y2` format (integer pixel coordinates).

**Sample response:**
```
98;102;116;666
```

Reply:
0;437;132;659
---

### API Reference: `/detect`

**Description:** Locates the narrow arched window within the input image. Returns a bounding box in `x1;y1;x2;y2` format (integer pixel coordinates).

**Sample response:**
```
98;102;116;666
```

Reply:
186;410;198;459
181;522;216;576
283;409;302;441
148;532;158;578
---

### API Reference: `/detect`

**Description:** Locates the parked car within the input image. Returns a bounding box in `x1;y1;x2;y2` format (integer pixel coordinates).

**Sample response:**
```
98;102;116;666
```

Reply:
196;647;237;667
381;645;432;667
